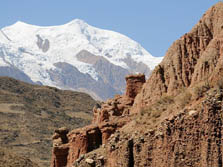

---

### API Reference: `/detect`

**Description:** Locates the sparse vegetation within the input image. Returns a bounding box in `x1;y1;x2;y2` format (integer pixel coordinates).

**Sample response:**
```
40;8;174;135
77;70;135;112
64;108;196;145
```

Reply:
137;95;174;125
0;148;39;167
193;83;210;100
217;78;223;89
177;91;192;108
0;77;96;167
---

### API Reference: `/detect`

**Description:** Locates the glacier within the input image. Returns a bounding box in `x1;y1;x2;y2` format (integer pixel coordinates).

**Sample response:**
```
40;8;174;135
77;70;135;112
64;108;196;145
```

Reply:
0;19;163;99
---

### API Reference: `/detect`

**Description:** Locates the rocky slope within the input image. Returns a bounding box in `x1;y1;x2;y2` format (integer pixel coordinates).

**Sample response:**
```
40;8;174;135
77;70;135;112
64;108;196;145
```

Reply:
0;77;96;166
0;20;162;100
132;1;223;111
50;2;223;167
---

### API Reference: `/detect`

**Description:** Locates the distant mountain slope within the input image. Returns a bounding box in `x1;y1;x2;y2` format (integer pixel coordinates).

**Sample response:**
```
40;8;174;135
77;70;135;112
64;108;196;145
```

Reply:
0;19;162;100
0;77;96;167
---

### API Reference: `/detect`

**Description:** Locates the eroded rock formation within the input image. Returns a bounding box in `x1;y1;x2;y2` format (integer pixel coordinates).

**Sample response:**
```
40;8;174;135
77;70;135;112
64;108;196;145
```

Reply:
133;2;223;112
92;74;145;124
106;89;223;167
50;2;223;167
51;74;145;167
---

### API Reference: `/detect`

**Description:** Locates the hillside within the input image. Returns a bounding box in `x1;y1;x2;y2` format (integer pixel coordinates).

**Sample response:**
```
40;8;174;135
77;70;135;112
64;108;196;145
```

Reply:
0;148;39;167
50;2;223;167
0;77;96;166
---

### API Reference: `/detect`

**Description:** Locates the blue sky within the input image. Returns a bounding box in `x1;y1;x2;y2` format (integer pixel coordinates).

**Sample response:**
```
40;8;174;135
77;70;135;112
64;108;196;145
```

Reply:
0;0;221;57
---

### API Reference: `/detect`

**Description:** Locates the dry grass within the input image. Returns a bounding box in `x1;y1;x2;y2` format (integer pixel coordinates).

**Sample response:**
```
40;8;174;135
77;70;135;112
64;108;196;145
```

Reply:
137;95;175;126
0;147;39;167
0;77;96;167
177;91;192;108
192;83;210;100
216;78;223;89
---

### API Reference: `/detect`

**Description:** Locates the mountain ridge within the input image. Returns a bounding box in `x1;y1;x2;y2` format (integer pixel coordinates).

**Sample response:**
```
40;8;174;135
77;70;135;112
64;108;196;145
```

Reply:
0;19;162;100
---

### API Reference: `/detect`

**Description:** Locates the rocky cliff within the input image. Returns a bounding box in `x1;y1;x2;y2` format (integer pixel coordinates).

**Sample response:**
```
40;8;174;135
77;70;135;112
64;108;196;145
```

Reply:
50;2;223;167
105;89;223;167
51;74;145;167
133;2;223;111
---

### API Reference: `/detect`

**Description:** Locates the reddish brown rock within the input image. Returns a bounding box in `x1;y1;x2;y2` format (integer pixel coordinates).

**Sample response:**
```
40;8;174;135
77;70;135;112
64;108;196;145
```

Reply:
125;74;146;99
51;117;130;167
93;74;145;124
106;89;223;167
51;145;69;167
51;3;223;167
50;74;143;167
51;127;70;167
133;2;223;112
66;125;102;165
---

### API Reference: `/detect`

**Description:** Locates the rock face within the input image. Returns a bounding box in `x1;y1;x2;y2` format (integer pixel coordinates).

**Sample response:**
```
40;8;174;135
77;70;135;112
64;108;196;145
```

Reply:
51;118;130;167
93;74;145;124
73;88;223;167
106;89;223;167
50;74;145;167
125;74;146;99
133;2;223;112
50;2;223;167
0;66;35;84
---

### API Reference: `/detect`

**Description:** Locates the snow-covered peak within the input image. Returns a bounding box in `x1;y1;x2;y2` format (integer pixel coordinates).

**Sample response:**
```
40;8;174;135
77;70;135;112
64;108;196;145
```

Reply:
10;19;88;29
4;19;161;65
66;19;87;26
0;19;163;88
13;20;31;26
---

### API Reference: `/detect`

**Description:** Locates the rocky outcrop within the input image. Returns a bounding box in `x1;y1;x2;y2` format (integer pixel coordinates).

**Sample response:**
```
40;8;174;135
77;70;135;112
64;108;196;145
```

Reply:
51;118;130;167
51;74;144;167
93;74;145;124
105;88;223;167
133;2;223;112
36;34;50;52
72;88;223;167
125;74;146;99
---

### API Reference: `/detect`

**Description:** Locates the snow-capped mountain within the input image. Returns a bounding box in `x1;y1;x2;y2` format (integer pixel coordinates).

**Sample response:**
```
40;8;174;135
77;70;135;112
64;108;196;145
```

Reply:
0;19;162;100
